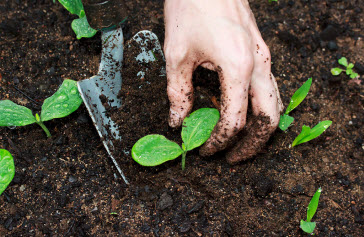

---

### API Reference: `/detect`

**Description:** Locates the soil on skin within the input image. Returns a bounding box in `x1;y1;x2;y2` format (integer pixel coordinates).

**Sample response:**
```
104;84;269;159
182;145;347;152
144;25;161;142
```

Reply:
0;0;363;236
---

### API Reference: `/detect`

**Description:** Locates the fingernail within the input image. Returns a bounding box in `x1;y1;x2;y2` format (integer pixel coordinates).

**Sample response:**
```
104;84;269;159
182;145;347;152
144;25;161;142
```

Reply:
168;109;181;127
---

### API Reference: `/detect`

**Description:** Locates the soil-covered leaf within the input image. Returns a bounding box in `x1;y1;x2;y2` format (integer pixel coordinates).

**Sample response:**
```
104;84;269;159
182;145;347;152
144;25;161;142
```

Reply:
57;0;84;16
132;135;183;166
41;79;82;122
300;220;316;234
279;114;294;131
181;108;220;151
285;78;312;114
307;187;322;222
0;149;15;195
71;14;98;40
292;121;332;147
0;100;36;126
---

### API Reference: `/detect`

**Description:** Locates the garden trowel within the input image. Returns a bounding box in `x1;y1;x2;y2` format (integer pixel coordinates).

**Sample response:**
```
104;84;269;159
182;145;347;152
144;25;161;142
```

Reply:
77;28;164;184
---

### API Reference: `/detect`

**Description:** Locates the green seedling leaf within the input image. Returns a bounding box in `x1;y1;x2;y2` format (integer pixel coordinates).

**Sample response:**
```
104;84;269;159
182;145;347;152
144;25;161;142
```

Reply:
350;72;359;79
300;220;316;234
41;79;82;122
0;100;36;126
347;63;354;69
331;68;342;76
292;125;311;147
182;108;220;151
57;0;84;16
279;114;294;131
346;68;352;75
132;135;183;166
71;15;98;40
0;149;15;195
292;120;332;147
307;187;322;222
338;57;348;67
285;78;312;114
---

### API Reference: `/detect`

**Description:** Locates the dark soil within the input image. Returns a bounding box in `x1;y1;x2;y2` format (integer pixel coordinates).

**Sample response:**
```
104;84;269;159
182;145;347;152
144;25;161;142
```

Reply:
0;0;363;236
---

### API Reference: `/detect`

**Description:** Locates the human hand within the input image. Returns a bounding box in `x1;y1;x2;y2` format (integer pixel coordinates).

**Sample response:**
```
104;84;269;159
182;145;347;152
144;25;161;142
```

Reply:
164;0;283;164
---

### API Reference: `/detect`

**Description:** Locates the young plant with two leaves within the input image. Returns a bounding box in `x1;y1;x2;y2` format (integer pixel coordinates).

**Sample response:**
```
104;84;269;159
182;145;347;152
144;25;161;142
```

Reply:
0;79;82;137
331;57;359;79
55;0;127;40
278;78;332;147
55;0;97;39
132;108;220;170
279;78;313;131
0;149;15;196
300;188;322;234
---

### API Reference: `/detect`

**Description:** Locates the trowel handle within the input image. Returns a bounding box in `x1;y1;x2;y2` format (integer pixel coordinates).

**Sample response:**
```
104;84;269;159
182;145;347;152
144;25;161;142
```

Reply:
98;27;124;79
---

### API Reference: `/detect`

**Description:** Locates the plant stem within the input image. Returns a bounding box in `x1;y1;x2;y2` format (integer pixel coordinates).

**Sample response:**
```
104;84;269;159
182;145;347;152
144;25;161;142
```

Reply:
181;151;187;171
36;121;51;137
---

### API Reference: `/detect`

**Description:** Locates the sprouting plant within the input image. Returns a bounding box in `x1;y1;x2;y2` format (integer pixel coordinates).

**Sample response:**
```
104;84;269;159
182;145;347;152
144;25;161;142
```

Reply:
56;0;97;39
279;78;312;131
292;121;332;147
300;188;322;234
0;79;82;137
331;57;359;79
268;0;278;3
132;108;220;170
0;149;15;196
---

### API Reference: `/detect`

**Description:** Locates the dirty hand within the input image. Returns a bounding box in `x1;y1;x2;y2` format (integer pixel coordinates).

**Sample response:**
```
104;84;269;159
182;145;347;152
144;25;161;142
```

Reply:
164;0;283;164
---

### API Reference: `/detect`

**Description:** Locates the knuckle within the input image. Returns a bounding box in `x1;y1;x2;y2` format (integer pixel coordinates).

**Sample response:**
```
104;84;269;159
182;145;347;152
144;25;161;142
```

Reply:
164;45;189;67
260;43;271;60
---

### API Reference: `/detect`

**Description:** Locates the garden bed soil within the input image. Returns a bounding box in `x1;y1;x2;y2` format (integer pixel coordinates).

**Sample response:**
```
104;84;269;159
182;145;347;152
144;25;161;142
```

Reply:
0;0;363;236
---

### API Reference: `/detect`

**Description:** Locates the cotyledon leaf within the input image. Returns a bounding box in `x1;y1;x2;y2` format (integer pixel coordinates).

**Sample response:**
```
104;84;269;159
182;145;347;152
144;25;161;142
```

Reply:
285;78;312;114
71;15;98;40
0;149;15;196
0;100;36;127
132;135;183;166
300;220;316;234
182;108;220;151
338;57;348;67
41;79;82;122
57;0;84;16
278;114;294;131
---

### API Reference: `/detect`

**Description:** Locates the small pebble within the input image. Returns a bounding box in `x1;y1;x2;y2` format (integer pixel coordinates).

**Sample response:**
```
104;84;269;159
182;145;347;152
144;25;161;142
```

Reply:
19;185;25;192
68;176;77;183
327;41;338;51
157;192;173;210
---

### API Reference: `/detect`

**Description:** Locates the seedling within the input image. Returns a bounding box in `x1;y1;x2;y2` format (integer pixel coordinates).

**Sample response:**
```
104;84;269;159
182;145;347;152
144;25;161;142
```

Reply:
300;188;322;234
0;79;82;137
0;149;15;196
331;57;359;79
269;0;278;3
279;78;312;131
292;121;332;147
56;0;97;39
132;108;220;170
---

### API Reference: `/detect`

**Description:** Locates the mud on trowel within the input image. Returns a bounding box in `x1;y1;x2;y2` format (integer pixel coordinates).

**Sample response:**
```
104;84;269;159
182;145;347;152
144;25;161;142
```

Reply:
77;28;164;184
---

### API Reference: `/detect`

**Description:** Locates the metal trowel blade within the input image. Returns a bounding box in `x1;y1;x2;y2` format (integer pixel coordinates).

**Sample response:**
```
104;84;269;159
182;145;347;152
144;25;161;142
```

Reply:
77;29;164;184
